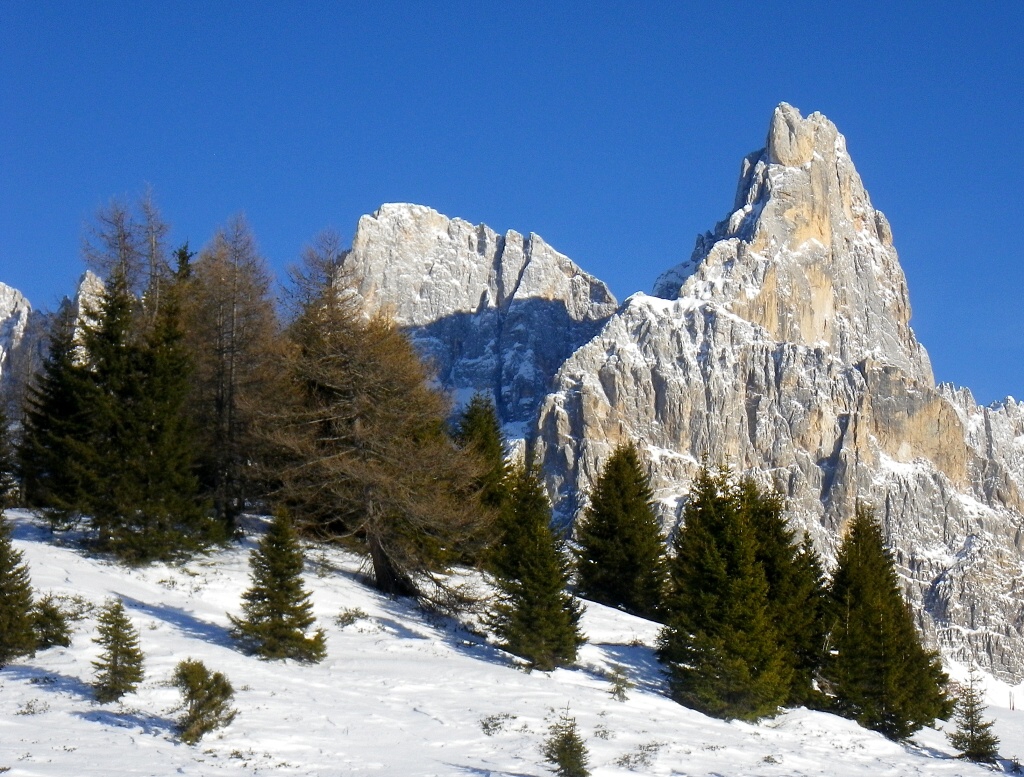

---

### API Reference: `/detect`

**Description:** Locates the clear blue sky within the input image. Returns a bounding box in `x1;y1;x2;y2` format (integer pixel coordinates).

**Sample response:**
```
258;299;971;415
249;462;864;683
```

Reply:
2;2;1021;403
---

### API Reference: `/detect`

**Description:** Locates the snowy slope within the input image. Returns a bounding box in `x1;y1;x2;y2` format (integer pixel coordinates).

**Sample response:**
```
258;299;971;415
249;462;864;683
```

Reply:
2;509;1021;776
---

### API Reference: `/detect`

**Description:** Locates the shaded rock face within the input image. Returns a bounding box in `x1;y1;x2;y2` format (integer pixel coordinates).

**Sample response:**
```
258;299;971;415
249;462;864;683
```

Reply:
342;204;618;425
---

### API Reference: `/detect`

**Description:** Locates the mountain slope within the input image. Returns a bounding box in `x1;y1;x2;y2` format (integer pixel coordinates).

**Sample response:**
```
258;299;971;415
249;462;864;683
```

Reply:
2;509;1015;776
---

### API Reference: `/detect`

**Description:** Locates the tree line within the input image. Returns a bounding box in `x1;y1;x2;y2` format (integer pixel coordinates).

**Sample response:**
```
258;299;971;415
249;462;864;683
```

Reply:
0;194;989;757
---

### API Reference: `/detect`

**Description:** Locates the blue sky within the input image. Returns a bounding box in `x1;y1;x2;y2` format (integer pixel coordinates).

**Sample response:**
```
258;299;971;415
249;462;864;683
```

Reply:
1;2;1021;403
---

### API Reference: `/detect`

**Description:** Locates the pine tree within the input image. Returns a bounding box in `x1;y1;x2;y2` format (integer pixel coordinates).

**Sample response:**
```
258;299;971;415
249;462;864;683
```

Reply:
738;479;826;706
92;598;144;702
0;514;36;666
947;667;1000;763
821;505;951;739
229;511;326;662
19;302;94;524
32;594;72;650
173;658;237;744
72;268;217;562
658;468;791;721
542;706;590;777
489;464;585;671
575;442;666;620
454;393;508;511
0;404;17;507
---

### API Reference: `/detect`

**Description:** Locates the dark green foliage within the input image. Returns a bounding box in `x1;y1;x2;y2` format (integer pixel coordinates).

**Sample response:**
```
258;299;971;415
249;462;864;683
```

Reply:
0;514;36;666
658;468;791;721
19;303;93;525
947;667;1000;763
738;479;826;706
32;594;72;649
0;405;16;507
542;706;590;777
454;393;508;511
92;598;144;702
821;505;951;739
173;658;237;744
76;270;218;562
575;442;666;620
229;511;326;662
489;464;585;671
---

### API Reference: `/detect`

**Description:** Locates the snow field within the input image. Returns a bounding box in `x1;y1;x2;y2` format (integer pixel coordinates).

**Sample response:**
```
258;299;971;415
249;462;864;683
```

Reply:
2;509;1022;776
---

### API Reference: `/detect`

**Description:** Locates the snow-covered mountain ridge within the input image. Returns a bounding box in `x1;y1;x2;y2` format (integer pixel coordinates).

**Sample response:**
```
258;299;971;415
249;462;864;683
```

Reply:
337;106;1024;682
3;509;1019;776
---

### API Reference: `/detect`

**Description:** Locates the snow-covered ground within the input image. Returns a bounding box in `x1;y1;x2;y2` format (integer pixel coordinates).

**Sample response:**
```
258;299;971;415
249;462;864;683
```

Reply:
2;508;1022;776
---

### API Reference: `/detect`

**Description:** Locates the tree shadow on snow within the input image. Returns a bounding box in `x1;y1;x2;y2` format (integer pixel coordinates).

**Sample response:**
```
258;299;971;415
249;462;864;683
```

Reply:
73;708;175;737
446;765;535;777
120;596;233;648
3;665;94;701
587;641;667;695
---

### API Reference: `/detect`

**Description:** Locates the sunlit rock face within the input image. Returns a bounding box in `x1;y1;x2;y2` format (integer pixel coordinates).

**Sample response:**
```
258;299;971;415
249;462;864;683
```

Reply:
535;104;1024;679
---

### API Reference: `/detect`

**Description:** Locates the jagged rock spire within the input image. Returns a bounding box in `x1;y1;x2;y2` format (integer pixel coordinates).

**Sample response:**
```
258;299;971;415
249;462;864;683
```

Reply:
654;103;932;384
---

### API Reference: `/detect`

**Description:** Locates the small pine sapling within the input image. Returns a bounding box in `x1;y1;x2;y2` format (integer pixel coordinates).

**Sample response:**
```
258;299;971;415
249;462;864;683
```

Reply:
173;658;237;744
607;664;633;702
947;667;1000;763
0;514;35;666
92;598;144;702
32;594;72;649
229;511;326;662
542;706;590;777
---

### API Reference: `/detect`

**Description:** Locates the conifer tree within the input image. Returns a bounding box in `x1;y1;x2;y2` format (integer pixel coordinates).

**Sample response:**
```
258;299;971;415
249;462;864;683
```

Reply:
186;217;283;530
229;511;326;662
575;442;666;620
173;658;237;744
738;479;826;706
32;594;72;650
658;468;791;720
454;393;508;511
0;404;16;507
19;302;93;524
0;514;36;667
92;598;144;702
489;463;585;671
267;234;487;606
542;706;590;777
947;667;1000;763
821;505;951;739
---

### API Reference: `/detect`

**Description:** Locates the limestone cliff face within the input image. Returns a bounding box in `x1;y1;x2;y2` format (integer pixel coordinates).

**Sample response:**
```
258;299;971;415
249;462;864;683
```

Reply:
536;105;1024;678
342;203;617;424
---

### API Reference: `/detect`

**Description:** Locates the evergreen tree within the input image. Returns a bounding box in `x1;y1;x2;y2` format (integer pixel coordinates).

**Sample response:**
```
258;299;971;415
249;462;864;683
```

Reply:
542;706;590;777
738;479;826;706
173;658;237;744
57;266;216;562
575;442;666;620
454;393;508;511
489;464;585;671
92;598;144;702
0;514;36;666
32;594;72;650
821;505;951;739
19;302;93;524
0;404;16;507
947;667;1000;763
229;511;326;662
658;468;791;721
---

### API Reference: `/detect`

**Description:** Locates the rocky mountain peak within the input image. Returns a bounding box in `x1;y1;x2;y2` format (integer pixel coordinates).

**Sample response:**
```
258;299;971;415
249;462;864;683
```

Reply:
654;103;932;385
342;203;617;424
0;281;34;389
